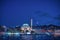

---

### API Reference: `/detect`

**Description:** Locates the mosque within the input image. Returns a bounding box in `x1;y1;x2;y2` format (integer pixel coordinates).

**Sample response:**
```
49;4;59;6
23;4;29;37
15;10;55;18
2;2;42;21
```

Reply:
20;19;33;34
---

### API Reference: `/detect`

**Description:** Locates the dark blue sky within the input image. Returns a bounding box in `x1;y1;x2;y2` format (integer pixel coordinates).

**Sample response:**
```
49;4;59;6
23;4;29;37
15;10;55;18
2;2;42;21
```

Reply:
0;0;60;26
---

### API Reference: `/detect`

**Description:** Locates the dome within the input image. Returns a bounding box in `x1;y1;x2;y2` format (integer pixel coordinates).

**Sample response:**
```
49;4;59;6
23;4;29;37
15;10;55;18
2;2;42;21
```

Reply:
22;24;30;27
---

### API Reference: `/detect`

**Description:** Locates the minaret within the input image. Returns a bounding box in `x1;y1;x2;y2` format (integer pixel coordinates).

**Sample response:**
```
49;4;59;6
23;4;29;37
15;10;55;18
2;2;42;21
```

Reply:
31;18;33;29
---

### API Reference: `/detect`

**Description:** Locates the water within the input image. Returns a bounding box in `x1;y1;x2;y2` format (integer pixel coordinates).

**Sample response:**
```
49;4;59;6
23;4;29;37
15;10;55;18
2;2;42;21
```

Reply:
0;34;55;40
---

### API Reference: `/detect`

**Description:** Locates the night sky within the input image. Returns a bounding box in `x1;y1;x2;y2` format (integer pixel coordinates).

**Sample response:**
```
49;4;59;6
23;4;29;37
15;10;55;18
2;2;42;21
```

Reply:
0;0;60;26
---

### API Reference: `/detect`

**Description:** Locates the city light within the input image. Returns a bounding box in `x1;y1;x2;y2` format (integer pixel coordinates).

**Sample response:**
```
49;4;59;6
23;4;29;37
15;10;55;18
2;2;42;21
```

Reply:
5;32;20;36
6;32;13;36
27;32;31;34
14;32;20;36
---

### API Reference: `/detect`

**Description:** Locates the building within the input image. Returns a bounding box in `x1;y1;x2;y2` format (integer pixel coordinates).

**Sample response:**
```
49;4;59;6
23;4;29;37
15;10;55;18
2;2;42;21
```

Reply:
21;24;32;34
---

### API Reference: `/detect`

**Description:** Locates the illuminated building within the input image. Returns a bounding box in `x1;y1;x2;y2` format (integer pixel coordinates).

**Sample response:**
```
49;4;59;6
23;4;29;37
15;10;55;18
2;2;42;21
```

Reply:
21;24;31;31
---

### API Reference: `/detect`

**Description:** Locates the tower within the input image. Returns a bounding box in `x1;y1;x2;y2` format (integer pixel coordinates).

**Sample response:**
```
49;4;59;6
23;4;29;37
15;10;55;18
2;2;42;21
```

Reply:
31;18;33;29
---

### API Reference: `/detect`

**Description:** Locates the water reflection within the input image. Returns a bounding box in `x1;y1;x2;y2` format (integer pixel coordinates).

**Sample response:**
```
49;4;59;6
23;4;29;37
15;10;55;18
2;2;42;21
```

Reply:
0;34;55;40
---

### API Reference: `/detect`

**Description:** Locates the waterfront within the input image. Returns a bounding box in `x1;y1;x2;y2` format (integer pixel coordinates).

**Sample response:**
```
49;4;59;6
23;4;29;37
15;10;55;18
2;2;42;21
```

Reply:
0;34;54;40
0;24;60;40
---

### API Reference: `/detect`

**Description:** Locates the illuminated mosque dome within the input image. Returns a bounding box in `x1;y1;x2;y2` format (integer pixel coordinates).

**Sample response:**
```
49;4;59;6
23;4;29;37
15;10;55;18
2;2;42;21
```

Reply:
21;24;31;31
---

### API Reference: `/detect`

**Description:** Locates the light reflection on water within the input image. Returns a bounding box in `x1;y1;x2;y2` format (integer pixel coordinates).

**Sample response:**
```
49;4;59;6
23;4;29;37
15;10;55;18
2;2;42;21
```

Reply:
0;34;55;40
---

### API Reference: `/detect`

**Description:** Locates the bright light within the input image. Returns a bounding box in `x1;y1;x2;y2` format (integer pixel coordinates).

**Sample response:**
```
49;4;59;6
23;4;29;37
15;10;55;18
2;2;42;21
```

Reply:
5;32;20;36
27;32;31;34
15;33;20;36
5;32;12;36
8;32;13;34
15;33;19;35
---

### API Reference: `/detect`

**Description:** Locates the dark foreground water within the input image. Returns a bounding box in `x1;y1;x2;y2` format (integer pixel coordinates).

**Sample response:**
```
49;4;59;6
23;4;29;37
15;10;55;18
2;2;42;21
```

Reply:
0;34;60;40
